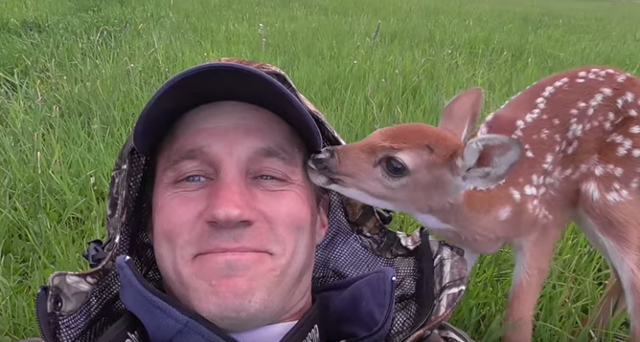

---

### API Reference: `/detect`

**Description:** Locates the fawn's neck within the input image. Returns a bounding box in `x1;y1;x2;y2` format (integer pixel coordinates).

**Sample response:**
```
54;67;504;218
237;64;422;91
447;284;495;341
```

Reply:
413;185;520;254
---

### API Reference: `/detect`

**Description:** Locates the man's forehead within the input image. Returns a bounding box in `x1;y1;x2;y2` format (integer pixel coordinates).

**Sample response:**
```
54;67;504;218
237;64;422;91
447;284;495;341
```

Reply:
157;101;308;160
175;101;282;129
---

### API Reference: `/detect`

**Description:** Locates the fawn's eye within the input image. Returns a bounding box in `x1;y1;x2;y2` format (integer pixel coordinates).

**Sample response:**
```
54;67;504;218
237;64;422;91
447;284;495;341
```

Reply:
382;156;408;178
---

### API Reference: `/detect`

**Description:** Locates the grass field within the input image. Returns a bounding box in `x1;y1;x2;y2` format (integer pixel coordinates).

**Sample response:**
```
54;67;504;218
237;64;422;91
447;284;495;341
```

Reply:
1;0;639;340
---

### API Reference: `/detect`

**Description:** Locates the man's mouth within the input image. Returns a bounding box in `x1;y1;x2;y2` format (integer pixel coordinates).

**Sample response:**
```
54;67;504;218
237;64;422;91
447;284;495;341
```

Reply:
196;247;271;257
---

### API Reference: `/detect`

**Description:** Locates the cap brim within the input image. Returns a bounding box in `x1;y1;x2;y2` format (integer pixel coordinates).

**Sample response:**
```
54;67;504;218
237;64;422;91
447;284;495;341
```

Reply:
133;62;323;157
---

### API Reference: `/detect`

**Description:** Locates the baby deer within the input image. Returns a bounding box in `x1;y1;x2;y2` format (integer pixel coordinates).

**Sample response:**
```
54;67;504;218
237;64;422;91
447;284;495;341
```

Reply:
307;66;640;342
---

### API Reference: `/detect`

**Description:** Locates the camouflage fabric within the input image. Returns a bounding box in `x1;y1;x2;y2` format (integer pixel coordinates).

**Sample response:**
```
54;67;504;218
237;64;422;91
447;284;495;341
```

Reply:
34;58;473;342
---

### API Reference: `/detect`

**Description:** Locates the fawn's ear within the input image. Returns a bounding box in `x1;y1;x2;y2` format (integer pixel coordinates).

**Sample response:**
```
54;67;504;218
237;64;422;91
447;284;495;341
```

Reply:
456;134;522;190
438;87;484;142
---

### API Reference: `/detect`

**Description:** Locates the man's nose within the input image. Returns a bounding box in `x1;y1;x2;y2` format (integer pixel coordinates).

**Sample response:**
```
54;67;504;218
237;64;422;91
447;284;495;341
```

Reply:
205;177;253;229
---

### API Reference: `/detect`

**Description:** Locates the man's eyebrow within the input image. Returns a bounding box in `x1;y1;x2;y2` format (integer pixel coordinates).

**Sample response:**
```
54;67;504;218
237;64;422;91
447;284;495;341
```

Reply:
255;145;300;166
163;147;207;170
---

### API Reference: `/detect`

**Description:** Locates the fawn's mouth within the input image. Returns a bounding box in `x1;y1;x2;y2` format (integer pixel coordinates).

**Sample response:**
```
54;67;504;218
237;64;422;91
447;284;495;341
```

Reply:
307;159;342;187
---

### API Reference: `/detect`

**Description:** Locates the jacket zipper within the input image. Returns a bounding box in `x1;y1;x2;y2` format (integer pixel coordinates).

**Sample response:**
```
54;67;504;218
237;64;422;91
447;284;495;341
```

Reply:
396;294;436;342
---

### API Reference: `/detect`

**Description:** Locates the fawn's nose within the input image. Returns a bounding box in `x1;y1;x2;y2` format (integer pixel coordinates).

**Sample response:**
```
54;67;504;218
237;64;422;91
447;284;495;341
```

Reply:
314;147;334;160
309;147;335;173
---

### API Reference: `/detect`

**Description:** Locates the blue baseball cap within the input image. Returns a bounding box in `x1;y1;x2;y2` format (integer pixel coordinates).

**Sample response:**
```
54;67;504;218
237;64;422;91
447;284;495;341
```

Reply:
132;62;324;157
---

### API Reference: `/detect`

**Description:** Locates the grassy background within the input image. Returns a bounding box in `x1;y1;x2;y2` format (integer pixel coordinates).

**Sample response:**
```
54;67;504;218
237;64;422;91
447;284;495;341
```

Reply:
1;0;639;340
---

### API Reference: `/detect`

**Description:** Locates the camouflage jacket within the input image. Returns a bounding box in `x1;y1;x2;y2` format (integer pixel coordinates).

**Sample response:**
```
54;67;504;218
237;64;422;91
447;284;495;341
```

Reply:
27;58;474;342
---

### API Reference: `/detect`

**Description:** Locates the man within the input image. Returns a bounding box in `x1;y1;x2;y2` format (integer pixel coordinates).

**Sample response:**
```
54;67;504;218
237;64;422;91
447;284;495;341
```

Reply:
27;58;475;342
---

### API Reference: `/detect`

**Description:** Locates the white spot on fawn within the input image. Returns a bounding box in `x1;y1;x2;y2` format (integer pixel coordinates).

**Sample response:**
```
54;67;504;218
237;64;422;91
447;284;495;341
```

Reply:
566;140;579;154
629;125;640;134
608;133;624;143
618;146;628;156
543;153;553;170
524;185;537;195
609;165;624;177
625;92;635;103
568;123;584;139
498;206;512;221
583;180;600;201
509;188;521;202
605;189;630;203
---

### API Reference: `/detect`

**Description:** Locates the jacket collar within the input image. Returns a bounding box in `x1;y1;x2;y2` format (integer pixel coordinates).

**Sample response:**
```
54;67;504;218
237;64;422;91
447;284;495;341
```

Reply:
115;255;396;342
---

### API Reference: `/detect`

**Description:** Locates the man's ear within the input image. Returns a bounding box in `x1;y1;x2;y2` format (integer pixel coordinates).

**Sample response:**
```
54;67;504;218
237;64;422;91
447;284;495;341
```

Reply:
315;191;330;245
144;164;158;244
456;134;523;190
146;218;154;243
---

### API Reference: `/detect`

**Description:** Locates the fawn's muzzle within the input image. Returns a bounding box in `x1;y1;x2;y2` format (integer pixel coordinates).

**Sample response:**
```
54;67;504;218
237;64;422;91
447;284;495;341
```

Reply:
308;147;336;175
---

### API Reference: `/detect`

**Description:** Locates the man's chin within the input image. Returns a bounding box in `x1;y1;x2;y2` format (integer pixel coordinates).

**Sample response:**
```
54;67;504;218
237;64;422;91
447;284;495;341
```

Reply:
188;284;273;327
186;277;263;305
193;252;270;275
206;279;259;296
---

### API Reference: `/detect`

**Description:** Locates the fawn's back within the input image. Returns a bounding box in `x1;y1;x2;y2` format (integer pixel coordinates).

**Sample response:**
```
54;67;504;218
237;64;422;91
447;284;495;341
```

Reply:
478;66;640;341
469;67;640;234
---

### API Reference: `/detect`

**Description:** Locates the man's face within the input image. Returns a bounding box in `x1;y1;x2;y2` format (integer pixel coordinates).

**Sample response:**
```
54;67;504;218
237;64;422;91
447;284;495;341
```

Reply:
149;101;329;332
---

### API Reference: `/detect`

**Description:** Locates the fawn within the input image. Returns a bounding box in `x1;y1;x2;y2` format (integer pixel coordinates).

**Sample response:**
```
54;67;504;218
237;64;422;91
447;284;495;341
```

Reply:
307;66;640;342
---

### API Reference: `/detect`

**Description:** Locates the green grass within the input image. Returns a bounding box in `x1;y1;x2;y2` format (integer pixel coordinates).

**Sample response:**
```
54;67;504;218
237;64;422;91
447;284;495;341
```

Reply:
1;0;638;340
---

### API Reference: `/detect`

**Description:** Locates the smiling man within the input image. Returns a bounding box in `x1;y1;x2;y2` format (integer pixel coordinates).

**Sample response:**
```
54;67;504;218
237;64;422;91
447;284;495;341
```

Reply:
116;60;334;341
30;58;475;342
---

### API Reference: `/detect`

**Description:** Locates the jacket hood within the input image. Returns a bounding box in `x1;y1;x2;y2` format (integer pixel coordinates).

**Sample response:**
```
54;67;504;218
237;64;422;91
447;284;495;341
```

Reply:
34;58;470;342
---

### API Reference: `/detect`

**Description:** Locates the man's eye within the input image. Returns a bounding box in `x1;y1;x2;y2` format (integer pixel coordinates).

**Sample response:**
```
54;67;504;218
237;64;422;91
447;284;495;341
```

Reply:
184;175;206;183
257;174;278;181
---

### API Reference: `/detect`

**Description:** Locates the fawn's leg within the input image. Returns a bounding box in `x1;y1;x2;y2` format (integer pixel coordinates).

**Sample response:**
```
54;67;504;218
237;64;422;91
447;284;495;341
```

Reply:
578;197;640;342
501;224;564;342
583;273;627;336
463;249;479;276
575;208;628;336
